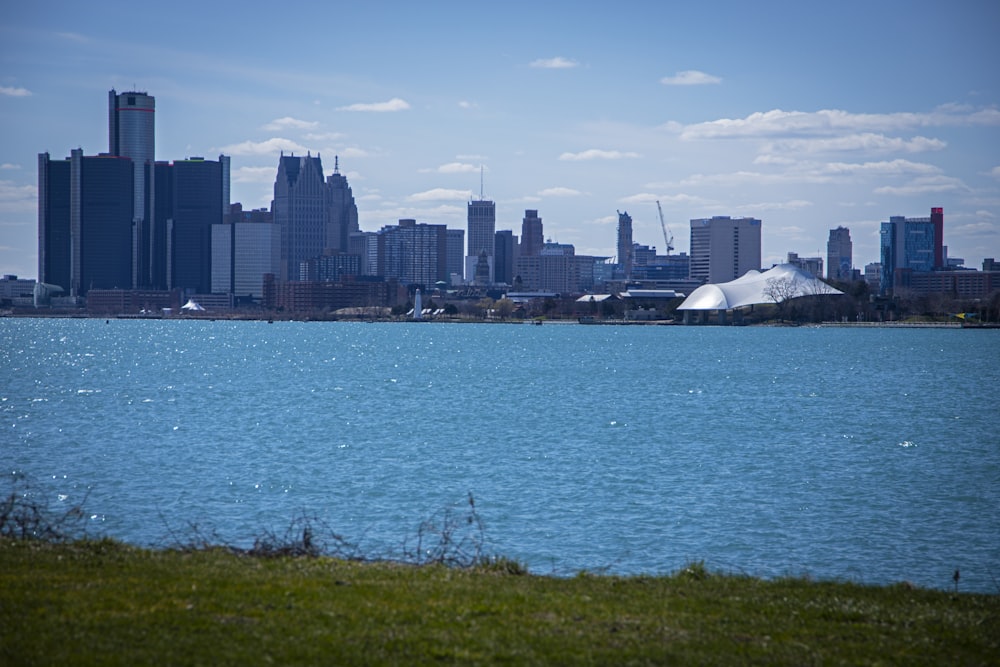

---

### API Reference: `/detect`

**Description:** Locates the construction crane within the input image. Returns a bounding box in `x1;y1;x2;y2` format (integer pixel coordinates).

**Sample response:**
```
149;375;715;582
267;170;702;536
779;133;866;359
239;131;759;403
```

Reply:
656;200;674;255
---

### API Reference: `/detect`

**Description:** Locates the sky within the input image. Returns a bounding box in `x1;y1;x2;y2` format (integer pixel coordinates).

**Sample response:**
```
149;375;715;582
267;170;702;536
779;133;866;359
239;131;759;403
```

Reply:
2;0;999;281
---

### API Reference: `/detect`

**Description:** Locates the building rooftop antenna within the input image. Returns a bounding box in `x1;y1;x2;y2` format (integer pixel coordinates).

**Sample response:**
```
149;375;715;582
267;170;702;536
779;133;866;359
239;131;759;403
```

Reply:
479;164;484;201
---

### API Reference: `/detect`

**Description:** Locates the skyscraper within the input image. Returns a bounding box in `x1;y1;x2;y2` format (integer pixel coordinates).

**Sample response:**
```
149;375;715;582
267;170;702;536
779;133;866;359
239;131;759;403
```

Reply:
826;226;853;282
520;209;543;257
273;153;326;281
38;150;134;297
494;229;516;285
169;157;225;293
378;219;448;286
324;156;359;253
466;199;495;283
879;208;944;294
616;211;633;279
108;89;155;288
689;216;762;284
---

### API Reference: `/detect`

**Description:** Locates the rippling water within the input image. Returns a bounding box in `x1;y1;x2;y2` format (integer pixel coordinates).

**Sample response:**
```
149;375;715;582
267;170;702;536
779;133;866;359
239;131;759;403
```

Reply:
3;318;999;591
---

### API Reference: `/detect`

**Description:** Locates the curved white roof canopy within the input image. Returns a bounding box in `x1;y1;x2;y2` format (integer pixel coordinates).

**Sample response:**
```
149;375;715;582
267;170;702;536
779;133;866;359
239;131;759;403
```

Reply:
677;264;843;311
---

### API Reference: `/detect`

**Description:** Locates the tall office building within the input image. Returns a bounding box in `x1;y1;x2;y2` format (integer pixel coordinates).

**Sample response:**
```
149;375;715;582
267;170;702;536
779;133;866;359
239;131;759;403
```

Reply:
38;150;134;296
273;153;326;281
446;228;465;282
108;89;155;288
826;227;853;282
689;216;762;284
466;199;495;283
378;219;448;286
169;158;225;293
324;156;359;253
212;205;279;299
616;211;633;279
494;229;516;285
520;209;543;257
879;208;944;294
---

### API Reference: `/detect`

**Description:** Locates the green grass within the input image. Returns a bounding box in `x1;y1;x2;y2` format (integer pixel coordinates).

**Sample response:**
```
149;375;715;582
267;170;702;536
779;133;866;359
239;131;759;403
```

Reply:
1;539;997;666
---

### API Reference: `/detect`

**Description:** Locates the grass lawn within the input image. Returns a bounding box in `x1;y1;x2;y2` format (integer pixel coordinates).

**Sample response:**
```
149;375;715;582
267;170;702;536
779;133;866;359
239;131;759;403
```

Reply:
1;538;997;666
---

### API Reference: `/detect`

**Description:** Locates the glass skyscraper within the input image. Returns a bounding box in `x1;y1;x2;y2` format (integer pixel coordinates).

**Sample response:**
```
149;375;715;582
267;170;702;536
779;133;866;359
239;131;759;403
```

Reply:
109;89;156;288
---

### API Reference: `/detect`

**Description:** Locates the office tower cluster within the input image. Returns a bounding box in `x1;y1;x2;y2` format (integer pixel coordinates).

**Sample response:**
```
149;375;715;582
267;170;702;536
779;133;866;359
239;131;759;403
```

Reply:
39;89;230;299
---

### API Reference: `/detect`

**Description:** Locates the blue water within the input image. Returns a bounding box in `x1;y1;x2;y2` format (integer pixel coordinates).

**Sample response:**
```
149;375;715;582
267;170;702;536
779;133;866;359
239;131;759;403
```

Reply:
3;318;999;592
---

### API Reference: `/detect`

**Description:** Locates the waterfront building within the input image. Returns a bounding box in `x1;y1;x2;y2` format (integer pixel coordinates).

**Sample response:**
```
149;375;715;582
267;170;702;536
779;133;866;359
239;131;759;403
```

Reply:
494;229;517;285
349;231;379;276
324;157;359;254
879;208;945;294
378;219;448;286
38;150;134;297
211;205;279;300
168;157;225;294
786;252;823;278
0;275;37;307
273;153;327;282
864;263;881;290
827;226;853;282
446;228;465;282
689;216;762;284
108;89;156;288
616;211;633;279
466;199;495;283
520;209;544;257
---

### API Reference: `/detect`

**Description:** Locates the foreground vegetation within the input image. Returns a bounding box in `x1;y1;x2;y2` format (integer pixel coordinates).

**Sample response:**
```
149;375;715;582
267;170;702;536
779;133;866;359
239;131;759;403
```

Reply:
2;537;997;666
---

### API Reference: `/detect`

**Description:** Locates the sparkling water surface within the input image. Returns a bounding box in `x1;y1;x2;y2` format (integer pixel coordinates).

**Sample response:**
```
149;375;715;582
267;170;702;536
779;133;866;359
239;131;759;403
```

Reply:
3;318;998;592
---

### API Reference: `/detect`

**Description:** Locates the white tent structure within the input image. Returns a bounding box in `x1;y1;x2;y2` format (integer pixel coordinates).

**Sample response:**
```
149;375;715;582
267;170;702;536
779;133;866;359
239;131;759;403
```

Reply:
181;299;205;312
677;264;842;317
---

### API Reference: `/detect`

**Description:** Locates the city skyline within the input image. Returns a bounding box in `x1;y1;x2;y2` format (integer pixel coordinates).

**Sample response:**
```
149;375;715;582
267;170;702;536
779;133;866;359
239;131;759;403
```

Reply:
2;1;999;281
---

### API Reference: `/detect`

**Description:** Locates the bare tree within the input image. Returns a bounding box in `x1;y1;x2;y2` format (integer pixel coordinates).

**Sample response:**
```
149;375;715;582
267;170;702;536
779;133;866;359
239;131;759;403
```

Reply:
763;276;799;322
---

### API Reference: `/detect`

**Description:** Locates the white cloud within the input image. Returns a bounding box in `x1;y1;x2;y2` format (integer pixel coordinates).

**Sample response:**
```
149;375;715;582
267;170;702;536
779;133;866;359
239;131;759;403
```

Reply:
558;149;641;161
538;187;582;197
304;132;345;142
407;188;473;202
738;200;814;212
458;100;478;109
819;159;940;176
873;176;968;196
682;106;1000;140
762;133;946;155
660;70;721;86
218;137;310;156
339;147;370;158
530;57;578;69
1;163;21;170
0;180;38;212
0;86;32;97
261;117;319;131
990;166;1000;180
232;166;276;183
337;98;410;112
420;162;480;174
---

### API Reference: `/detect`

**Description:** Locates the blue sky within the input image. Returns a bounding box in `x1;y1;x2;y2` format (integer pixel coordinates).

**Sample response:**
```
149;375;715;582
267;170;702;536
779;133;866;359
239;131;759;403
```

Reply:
2;0;999;280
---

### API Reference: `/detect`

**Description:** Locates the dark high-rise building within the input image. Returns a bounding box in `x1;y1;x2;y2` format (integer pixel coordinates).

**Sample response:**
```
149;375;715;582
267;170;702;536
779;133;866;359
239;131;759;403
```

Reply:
273;153;326;281
826;227;853;282
38;150;134;296
108;89;155;288
520;209;543;257
325;156;359;253
616;210;633;279
37;154;71;294
494;229;516;285
446;228;465;282
169;158;224;293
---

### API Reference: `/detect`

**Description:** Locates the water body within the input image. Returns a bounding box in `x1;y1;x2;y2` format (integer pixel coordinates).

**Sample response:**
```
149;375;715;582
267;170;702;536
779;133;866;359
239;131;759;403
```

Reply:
3;318;999;592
